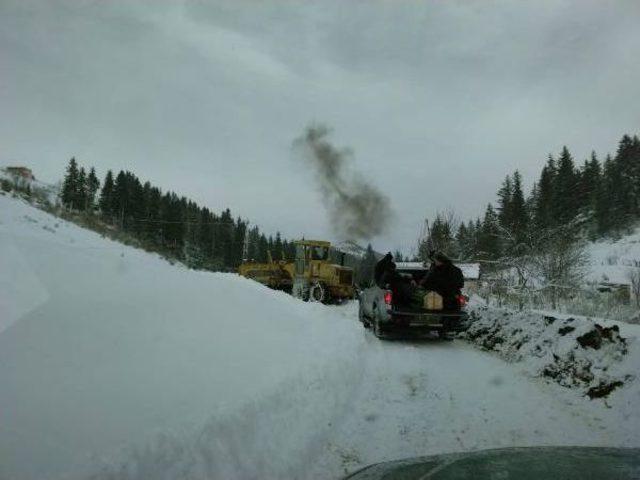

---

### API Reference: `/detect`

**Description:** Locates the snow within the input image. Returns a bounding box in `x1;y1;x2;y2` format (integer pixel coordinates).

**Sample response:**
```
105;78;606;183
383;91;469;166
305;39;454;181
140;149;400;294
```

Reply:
396;261;480;280
396;261;426;270
464;306;639;399
459;263;481;280
586;227;640;284
1;193;639;480
1;167;59;205
0;194;359;479
334;240;383;260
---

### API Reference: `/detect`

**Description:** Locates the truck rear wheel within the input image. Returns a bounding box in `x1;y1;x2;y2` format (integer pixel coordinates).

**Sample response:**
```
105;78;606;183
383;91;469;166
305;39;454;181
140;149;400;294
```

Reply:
373;319;384;338
371;306;385;338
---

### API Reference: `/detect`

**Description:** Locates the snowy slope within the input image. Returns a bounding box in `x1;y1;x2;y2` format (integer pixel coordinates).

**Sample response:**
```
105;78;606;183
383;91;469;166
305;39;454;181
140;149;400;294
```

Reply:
0;193;361;479
0;167;59;205
334;240;383;259
586;227;640;284
2;193;639;480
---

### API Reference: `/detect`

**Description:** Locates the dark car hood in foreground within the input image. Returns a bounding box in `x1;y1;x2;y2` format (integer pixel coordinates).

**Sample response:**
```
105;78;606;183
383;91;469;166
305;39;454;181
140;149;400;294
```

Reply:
344;446;640;480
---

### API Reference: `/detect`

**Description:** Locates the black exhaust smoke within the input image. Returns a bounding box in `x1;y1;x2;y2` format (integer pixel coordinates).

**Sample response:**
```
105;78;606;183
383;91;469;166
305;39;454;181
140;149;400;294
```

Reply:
293;124;392;241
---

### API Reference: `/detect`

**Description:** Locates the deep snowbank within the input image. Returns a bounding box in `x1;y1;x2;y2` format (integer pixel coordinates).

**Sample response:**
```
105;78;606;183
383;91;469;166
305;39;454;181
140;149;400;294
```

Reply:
0;194;361;479
463;306;639;400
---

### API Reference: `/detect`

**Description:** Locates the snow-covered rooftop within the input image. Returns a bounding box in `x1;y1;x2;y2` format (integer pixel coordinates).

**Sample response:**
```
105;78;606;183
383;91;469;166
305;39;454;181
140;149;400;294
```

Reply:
459;263;481;280
395;261;426;270
396;261;481;279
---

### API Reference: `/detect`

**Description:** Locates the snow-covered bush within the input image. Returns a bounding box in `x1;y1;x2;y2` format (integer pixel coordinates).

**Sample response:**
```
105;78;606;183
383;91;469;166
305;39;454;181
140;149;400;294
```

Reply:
463;307;635;399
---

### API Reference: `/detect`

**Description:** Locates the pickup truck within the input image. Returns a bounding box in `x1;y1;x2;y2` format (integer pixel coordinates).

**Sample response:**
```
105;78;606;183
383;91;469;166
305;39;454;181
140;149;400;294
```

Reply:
358;262;468;339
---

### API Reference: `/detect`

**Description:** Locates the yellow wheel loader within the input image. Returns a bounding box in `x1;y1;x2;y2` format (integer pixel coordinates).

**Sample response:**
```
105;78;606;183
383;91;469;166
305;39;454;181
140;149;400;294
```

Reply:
238;240;355;304
291;240;354;303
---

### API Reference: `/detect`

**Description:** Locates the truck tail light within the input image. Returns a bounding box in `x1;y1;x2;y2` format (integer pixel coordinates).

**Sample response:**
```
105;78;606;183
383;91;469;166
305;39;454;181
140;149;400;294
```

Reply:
384;290;393;305
457;294;467;307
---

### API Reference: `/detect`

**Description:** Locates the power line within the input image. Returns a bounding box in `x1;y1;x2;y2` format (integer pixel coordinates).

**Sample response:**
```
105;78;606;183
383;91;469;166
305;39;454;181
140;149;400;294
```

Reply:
132;218;237;225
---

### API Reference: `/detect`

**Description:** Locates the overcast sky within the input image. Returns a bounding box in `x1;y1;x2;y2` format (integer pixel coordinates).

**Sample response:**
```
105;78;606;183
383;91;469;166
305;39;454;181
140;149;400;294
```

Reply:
2;0;639;254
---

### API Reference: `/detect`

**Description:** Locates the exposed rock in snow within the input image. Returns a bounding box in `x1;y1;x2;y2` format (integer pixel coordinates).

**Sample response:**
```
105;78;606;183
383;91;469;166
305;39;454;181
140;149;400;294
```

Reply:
463;307;637;399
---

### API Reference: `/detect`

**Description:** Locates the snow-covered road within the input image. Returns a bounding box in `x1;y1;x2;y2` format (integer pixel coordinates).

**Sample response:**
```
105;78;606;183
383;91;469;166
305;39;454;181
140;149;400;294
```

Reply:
1;194;638;480
305;324;638;478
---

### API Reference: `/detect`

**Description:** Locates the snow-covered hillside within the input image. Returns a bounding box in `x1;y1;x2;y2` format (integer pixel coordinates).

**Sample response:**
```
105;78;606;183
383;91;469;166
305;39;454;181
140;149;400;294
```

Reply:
587;227;640;284
0;193;362;479
0;167;59;205
1;193;639;480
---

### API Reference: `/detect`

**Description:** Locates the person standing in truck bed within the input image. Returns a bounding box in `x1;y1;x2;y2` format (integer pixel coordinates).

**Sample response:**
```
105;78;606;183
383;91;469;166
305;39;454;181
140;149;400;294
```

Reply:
420;252;464;311
374;252;394;286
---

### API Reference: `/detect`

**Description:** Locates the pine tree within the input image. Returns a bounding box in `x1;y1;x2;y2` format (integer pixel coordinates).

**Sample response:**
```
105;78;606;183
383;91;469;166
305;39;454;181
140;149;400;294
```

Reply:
218;208;234;267
246;226;260;262
497;175;513;230
76;167;87;211
613;134;637;228
477;204;501;259
61;158;80;209
510;171;528;246
429;214;455;255
112;171;128;228
257;234;269;263
198;207;215;262
56;161;297;274
456;222;470;260
128;174;145;235
284;239;296;260
358;244;378;286
595;155;615;235
581;151;601;218
466;220;479;258
99;170;115;219
474;218;482;256
534;156;556;229
86;167;100;212
525;181;538;224
182;200;205;269
232;218;247;268
551;146;577;225
630;135;640;214
274;232;284;261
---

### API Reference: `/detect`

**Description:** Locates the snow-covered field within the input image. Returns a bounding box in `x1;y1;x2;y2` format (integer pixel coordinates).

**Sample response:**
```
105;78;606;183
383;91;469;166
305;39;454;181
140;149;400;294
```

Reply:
1;193;639;480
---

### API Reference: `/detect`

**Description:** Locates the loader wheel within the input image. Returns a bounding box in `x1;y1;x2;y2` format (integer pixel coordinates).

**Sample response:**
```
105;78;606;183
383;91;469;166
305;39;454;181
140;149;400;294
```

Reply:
309;282;326;303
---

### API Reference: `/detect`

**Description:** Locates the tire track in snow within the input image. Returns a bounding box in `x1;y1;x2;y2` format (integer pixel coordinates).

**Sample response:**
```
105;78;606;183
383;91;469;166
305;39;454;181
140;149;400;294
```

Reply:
307;330;636;479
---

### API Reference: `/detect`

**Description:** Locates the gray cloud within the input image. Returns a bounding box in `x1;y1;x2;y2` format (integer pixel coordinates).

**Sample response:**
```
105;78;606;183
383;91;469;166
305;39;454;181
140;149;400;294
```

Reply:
1;0;639;253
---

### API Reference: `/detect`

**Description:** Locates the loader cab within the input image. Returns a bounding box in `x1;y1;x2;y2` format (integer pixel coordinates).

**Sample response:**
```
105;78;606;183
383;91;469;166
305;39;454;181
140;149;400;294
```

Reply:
293;240;332;299
294;240;331;274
